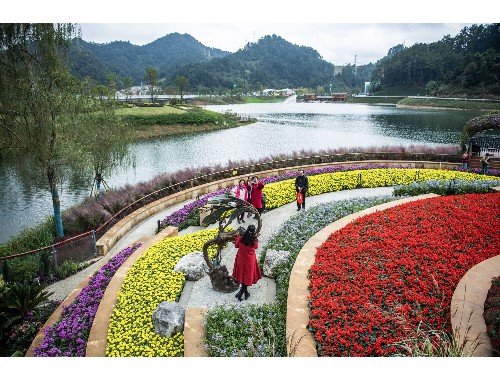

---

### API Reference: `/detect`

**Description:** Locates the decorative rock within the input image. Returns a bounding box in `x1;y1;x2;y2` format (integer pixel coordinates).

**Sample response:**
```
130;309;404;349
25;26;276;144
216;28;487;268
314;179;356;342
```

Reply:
173;251;209;281
263;249;291;278
152;301;186;338
208;265;240;293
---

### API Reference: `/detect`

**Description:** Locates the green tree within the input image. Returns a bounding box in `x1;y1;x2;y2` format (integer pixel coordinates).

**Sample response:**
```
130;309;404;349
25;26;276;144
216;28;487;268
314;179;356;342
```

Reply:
0;23;80;238
122;76;133;100
144;67;158;104
106;73;120;98
174;75;188;102
73;79;133;199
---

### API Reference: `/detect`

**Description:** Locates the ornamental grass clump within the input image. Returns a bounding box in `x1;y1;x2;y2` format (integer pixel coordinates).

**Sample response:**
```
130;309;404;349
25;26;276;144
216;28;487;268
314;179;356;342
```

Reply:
106;228;222;357
33;244;141;357
392;321;476;357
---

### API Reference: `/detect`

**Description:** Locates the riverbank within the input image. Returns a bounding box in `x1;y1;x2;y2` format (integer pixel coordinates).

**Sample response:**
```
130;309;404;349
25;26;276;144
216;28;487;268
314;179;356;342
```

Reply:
117;104;256;140
349;96;500;111
397;97;500;111
192;95;288;106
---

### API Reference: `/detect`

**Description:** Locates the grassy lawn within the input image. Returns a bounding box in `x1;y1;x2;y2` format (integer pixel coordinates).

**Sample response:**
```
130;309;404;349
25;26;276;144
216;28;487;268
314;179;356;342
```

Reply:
116;105;187;116
348;96;404;105
241;96;287;103
397;97;500;111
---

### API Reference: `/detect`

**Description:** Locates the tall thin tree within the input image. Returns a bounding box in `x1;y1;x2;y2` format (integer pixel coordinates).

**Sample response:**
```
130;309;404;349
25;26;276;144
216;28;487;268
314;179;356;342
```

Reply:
0;23;80;238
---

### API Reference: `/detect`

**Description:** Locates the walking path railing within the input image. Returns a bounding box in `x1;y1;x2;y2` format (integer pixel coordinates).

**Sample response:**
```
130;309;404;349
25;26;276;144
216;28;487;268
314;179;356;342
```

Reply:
0;153;460;273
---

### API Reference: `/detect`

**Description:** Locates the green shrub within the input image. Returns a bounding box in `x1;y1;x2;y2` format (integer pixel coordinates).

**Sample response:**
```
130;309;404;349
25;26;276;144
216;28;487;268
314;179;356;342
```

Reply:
0;274;5;296
6;255;40;283
123;109;235;127
0;280;54;334
4;318;43;356
0;217;54;257
54;260;80;280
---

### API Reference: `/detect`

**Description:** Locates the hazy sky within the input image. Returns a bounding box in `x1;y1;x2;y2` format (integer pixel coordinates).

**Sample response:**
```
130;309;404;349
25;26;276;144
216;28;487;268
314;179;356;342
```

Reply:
79;23;474;66
4;1;496;65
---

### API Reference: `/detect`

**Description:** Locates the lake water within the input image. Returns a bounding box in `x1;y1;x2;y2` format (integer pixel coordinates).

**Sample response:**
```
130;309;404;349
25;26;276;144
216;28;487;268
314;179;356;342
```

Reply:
0;102;485;243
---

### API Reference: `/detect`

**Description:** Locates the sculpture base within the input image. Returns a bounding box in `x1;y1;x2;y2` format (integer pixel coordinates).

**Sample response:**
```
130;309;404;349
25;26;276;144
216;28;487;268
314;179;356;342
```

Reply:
208;265;240;293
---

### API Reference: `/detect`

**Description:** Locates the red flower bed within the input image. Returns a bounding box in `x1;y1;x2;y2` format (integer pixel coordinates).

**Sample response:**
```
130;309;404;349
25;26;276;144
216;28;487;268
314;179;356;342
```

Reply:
308;193;500;356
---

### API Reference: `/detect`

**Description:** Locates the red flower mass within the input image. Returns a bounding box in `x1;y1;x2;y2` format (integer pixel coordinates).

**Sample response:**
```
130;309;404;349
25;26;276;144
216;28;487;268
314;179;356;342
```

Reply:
308;193;500;356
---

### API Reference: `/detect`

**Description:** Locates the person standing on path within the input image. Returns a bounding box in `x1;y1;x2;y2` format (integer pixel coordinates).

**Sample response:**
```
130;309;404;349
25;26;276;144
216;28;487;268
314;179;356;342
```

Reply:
481;154;491;175
247;175;265;218
232;225;262;301
230;179;249;223
461;151;470;169
295;169;309;211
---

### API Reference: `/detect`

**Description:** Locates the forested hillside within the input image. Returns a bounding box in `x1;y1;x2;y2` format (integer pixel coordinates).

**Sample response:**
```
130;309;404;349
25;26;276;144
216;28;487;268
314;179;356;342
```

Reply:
69;33;229;84
167;34;336;93
68;24;500;97
371;23;500;96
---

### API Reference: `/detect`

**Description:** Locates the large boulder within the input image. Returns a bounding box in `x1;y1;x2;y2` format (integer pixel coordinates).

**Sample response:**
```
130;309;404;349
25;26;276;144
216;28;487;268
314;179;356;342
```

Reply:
152;301;186;338
263;249;291;278
173;251;209;281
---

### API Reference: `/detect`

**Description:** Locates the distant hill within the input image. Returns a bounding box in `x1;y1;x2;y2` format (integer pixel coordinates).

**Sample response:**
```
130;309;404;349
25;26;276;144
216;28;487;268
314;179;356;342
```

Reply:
69;33;230;84
371;23;500;97
68;32;374;93
168;34;336;92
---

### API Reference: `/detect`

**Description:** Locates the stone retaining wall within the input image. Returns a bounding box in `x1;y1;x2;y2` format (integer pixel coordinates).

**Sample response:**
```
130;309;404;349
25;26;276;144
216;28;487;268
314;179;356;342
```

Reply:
450;255;500;356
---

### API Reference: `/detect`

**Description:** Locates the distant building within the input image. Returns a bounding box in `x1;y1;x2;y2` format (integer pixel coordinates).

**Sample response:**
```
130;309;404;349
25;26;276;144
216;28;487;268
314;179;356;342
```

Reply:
301;93;348;102
261;88;296;97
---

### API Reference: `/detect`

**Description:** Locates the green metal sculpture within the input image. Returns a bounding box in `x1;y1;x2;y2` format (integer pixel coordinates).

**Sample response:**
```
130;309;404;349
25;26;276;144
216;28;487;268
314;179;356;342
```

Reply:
201;194;262;293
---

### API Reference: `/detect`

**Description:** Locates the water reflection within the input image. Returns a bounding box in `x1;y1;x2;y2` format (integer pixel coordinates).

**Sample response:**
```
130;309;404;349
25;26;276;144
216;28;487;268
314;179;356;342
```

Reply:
0;103;485;243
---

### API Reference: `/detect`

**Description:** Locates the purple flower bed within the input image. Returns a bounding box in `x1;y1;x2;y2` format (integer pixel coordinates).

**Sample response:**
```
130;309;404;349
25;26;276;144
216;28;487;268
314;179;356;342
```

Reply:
454;167;500;177
33;244;141;357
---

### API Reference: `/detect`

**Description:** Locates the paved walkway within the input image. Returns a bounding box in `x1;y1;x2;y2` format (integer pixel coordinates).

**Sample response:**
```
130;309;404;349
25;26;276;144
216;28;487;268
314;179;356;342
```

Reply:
46;197;194;301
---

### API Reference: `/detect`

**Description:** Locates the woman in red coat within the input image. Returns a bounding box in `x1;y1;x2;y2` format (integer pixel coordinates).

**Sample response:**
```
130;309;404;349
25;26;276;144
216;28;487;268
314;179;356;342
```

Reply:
232;225;262;301
246;175;265;218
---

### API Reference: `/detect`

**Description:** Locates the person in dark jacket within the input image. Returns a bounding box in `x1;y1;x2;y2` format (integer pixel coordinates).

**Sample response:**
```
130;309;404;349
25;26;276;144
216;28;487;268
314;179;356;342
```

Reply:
481;154;491;175
232;225;262;301
295;169;308;211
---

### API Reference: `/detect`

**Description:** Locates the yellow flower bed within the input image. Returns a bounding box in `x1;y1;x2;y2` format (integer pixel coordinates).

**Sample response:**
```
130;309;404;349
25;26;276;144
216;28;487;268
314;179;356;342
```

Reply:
262;169;497;209
106;228;220;357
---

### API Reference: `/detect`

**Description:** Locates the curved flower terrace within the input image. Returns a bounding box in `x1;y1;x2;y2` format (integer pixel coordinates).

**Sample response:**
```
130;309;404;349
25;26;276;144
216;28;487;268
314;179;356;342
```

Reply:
308;193;500;356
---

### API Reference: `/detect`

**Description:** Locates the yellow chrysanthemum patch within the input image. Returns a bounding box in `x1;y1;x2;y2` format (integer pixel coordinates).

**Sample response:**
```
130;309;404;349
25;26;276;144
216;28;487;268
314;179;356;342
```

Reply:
106;228;221;357
262;169;496;209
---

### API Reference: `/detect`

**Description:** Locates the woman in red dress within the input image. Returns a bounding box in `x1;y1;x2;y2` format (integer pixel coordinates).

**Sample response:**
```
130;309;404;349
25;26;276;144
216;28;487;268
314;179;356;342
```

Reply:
232;225;262;301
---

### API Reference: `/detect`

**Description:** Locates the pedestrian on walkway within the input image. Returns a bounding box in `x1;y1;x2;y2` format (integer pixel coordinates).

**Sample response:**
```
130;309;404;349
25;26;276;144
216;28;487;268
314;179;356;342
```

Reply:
232;225;262;301
247;175;265;218
461;151;469;169
481;154;491;175
295;169;309;211
245;175;253;219
230;179;249;223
